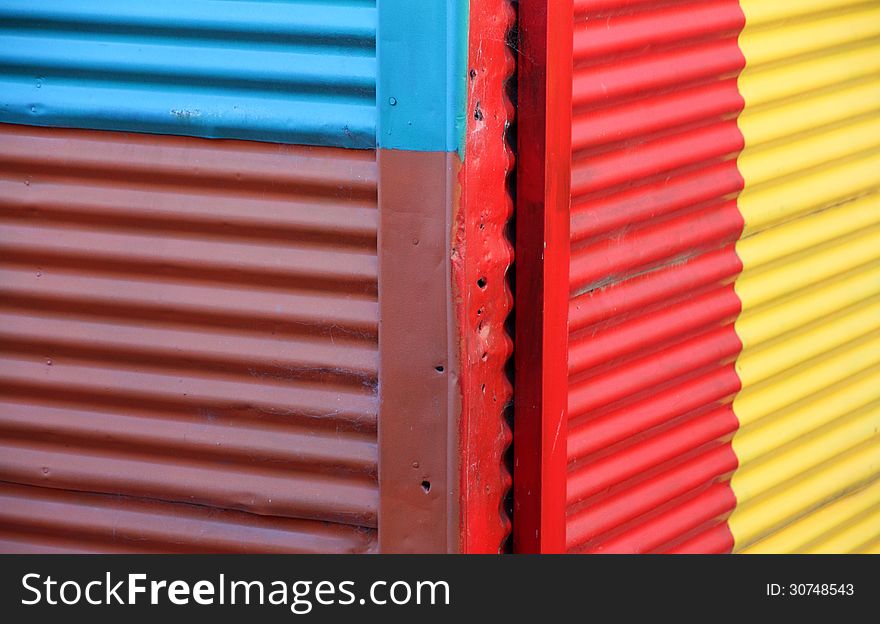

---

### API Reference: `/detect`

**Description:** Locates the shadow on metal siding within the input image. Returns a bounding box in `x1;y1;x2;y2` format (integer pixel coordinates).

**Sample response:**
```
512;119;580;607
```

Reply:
0;123;379;553
728;0;880;553
0;0;376;147
565;0;747;553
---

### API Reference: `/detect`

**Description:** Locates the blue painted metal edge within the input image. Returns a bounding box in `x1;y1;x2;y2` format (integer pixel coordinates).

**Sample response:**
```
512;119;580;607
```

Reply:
377;0;469;156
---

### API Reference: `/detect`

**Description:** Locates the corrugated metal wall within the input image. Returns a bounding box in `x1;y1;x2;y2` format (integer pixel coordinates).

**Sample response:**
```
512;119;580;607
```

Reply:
0;0;376;147
516;0;880;554
0;123;379;552
727;0;880;554
565;0;746;553
0;0;514;554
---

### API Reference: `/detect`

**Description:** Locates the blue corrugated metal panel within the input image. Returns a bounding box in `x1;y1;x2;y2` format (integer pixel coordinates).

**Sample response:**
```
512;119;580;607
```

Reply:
377;0;469;154
0;0;376;147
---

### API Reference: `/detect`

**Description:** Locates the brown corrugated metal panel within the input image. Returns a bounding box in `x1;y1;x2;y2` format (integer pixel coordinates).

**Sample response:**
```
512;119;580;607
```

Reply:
0;122;379;553
0;482;376;554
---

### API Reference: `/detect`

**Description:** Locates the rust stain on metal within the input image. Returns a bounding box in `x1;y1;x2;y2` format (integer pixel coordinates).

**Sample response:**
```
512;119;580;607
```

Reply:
0;123;379;552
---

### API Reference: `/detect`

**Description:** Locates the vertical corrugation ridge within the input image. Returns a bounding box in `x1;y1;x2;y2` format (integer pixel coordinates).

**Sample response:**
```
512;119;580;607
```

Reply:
0;123;379;553
456;0;516;553
500;0;517;553
566;0;747;554
727;0;880;553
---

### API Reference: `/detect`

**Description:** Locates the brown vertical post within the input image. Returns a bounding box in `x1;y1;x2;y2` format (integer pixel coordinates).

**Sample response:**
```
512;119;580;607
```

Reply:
377;150;462;553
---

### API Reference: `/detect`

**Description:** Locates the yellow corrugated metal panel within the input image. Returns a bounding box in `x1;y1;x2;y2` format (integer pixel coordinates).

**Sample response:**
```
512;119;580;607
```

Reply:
735;221;880;316
742;479;880;554
738;40;880;110
737;298;880;386
738;116;880;188
729;0;880;553
737;154;880;236
733;334;880;429
731;437;880;550
736;260;880;350
733;403;880;505
733;367;880;467
742;0;872;25
738;80;880;146
734;194;880;275
738;3;880;66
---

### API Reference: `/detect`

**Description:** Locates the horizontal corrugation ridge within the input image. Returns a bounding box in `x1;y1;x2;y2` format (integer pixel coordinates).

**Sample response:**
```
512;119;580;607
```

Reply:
566;0;745;553
0;0;376;147
0;123;378;552
0;482;377;554
728;0;880;552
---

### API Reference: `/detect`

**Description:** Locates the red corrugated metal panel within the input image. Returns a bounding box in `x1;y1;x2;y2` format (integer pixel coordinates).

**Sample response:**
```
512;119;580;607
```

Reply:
565;0;746;553
0;123;379;553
